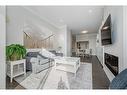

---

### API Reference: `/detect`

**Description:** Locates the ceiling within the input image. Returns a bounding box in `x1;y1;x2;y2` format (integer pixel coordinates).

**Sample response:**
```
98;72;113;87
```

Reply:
24;23;52;40
26;6;104;34
23;11;53;40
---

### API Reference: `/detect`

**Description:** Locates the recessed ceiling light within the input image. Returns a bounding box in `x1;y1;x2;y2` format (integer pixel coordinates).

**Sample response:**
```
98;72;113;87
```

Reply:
88;9;92;13
81;30;88;33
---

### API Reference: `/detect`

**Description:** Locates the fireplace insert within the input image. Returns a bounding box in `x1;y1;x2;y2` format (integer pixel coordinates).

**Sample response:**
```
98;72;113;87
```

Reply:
105;53;118;76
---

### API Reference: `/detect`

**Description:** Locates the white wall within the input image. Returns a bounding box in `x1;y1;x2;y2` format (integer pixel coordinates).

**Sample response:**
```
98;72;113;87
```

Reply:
6;6;59;46
96;22;105;72
99;6;124;81
6;7;24;45
96;46;104;66
76;33;97;55
53;25;72;56
66;28;72;56
0;6;6;89
54;25;68;56
123;7;127;71
104;6;123;71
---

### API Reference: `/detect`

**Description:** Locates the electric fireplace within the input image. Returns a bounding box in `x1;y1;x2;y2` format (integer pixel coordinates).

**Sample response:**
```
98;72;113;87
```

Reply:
105;53;118;76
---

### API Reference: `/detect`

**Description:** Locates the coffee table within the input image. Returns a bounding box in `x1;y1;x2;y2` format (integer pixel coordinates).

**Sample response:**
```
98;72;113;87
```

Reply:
54;57;80;76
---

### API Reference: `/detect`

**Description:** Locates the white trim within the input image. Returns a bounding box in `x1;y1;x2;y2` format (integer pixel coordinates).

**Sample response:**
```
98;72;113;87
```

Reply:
0;6;6;89
123;7;127;70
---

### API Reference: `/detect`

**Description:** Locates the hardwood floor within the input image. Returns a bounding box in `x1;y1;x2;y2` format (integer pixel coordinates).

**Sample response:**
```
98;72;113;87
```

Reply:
6;76;25;89
6;55;110;89
91;56;110;89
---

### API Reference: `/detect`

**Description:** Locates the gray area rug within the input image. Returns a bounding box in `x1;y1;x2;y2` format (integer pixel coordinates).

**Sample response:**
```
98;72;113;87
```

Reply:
14;69;49;89
42;63;92;89
14;63;92;89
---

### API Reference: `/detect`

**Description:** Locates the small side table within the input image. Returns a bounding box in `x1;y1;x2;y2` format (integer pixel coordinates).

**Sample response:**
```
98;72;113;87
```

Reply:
6;59;26;83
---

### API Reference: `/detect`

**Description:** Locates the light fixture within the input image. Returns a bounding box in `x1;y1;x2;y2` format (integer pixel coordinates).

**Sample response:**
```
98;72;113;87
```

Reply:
103;26;109;30
81;30;88;34
88;9;92;13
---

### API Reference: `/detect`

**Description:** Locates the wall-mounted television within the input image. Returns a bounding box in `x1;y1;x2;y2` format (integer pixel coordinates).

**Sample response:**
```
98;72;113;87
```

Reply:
101;14;112;45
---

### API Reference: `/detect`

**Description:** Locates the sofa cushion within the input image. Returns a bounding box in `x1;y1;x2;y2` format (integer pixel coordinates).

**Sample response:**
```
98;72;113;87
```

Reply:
26;52;39;57
39;59;49;65
39;49;56;58
49;50;56;55
109;69;127;89
38;53;48;59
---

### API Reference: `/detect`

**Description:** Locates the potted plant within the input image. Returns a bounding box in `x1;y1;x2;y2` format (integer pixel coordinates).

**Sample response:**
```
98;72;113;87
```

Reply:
6;44;27;82
6;44;27;61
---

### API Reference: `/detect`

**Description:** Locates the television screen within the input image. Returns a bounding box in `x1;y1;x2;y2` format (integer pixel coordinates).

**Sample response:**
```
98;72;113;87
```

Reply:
101;14;112;45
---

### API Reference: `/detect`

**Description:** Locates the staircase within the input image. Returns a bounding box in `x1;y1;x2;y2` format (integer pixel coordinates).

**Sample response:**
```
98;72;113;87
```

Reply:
24;32;54;49
41;34;54;49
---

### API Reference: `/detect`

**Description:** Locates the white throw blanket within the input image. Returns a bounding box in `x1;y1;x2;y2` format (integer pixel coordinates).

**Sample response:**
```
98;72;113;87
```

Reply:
39;49;56;59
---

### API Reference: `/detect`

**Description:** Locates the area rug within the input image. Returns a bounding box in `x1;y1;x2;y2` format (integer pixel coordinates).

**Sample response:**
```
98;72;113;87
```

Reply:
14;69;49;89
14;63;92;89
42;63;92;89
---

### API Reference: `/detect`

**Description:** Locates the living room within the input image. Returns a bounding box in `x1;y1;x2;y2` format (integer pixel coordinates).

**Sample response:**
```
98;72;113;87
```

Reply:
0;6;127;89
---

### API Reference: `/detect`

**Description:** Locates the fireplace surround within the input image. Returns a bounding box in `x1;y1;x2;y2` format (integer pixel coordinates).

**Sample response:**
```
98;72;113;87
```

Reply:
105;53;118;76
